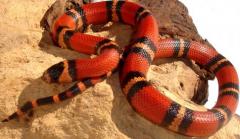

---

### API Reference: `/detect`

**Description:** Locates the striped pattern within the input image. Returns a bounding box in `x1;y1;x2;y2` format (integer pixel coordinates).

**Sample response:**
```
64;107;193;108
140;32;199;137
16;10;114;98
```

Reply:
2;77;104;122
65;10;79;23
55;26;68;48
135;6;151;23
2;1;239;137
130;47;152;64
95;39;120;55
106;0;125;22
160;103;194;134
42;60;77;83
219;89;239;100
63;30;74;49
204;54;232;73
123;76;146;94
178;108;193;133
168;106;187;132
127;80;150;102
172;39;191;58
106;1;113;21
73;5;88;32
121;36;156;65
44;61;65;83
161;102;181;127
68;60;77;81
121;35;157;103
215;105;232;120
115;1;125;22
210;108;227;130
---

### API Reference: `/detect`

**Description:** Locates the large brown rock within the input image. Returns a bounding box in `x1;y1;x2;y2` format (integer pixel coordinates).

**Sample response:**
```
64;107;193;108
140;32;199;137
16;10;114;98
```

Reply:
0;0;239;139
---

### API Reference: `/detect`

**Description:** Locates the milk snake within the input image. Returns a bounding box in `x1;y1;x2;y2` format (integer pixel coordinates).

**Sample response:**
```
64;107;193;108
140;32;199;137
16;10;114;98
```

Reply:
2;0;239;137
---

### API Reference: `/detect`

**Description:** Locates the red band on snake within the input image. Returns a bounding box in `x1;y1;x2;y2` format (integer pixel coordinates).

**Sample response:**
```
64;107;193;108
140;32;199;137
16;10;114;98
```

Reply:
2;0;239;137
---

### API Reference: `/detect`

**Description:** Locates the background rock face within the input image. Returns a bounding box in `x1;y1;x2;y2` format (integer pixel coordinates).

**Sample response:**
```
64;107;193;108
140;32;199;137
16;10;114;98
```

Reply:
0;0;239;139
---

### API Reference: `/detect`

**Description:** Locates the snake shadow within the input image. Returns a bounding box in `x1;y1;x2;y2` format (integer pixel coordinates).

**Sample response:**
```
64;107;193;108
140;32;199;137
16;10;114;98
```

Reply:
0;77;76;135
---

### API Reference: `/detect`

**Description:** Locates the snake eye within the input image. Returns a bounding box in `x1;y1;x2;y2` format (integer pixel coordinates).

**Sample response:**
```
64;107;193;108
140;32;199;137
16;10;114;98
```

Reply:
42;62;64;83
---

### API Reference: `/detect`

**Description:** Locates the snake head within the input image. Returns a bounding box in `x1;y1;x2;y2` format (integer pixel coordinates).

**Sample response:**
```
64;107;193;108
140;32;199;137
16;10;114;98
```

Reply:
42;61;65;83
42;60;75;83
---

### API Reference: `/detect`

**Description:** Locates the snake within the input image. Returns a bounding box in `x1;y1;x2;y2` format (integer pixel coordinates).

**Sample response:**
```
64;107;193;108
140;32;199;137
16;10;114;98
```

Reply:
2;0;239;137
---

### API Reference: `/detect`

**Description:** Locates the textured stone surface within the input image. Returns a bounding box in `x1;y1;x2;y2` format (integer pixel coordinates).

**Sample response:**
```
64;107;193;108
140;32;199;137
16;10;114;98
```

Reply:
0;0;239;139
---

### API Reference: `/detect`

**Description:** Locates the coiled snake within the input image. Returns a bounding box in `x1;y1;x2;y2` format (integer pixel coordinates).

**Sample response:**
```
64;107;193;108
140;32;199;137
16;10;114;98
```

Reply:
2;0;239;137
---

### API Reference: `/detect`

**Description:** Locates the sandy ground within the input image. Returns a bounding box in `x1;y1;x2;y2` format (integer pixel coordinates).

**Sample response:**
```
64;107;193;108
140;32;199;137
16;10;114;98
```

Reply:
0;0;239;139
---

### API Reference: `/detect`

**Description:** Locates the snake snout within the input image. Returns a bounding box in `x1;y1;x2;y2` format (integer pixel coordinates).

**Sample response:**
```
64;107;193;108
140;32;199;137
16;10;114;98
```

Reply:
41;62;65;83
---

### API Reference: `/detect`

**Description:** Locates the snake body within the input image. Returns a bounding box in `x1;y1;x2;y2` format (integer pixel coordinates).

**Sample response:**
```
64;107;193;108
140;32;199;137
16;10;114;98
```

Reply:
2;0;239;137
